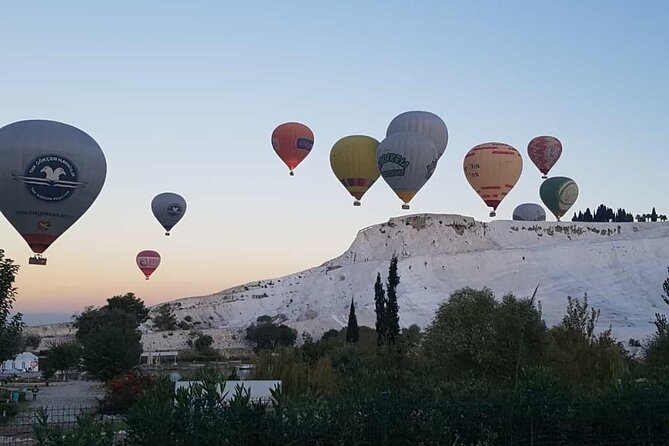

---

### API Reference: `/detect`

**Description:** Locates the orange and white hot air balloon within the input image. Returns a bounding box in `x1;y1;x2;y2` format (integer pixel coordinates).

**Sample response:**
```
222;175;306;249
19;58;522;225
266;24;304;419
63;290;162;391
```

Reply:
463;142;523;217
136;250;161;280
271;122;314;176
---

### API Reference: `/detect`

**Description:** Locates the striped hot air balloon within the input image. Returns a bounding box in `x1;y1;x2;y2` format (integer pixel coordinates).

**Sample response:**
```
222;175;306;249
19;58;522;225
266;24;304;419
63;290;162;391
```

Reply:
528;136;562;179
540;176;579;221
136;250;161;280
464;142;523;217
271;122;314;176
330;135;380;206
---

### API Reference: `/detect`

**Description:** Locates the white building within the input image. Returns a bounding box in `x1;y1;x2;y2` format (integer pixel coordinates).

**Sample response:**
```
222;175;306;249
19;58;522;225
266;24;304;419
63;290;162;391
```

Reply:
140;351;178;366
1;352;39;373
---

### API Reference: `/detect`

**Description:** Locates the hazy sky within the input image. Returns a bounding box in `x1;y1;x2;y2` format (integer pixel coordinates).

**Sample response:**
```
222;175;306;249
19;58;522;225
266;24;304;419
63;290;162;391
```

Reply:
1;1;668;321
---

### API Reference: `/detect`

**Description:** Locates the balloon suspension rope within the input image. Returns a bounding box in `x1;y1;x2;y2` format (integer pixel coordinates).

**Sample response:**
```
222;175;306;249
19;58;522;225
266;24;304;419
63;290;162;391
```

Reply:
353;200;361;207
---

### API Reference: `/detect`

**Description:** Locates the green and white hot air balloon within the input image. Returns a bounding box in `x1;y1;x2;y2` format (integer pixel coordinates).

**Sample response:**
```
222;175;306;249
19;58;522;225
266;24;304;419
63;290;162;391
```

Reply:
540;177;579;221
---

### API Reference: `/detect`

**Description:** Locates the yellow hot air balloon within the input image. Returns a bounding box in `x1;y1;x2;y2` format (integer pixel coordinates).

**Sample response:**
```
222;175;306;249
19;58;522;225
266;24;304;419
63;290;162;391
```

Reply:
330;135;380;206
463;142;523;217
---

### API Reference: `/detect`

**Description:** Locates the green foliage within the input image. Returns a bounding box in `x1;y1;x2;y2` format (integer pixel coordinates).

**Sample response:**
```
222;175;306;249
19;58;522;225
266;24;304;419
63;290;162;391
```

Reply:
106;292;150;324
102;370;156;414
345;299;359;343
151;303;177;331
545;294;628;387
374;272;386;346
34;408;116;446
80;310;142;381
45;340;82;378
423;287;547;380
0;249;24;363
644;268;669;369
194;333;214;352
385;255;401;345
245;316;297;352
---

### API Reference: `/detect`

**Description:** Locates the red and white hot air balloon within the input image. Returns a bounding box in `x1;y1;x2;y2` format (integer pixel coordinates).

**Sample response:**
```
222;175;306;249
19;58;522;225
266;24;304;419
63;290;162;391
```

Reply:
527;136;562;179
136;250;161;280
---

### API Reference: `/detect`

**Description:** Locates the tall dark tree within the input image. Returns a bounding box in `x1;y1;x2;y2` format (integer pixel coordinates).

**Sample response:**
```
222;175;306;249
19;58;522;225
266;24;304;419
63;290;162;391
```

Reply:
583;208;593;222
577;211;584;221
651;207;659;222
346;298;359;343
374;273;386;346
0;250;24;363
572;212;578;222
385;255;401;346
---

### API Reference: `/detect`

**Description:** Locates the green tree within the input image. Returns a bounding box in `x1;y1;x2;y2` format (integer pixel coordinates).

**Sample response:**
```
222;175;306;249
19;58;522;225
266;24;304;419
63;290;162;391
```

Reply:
651;207;659;222
81;310;143;381
245;316;297;352
152;304;177;331
345;299;359;343
644;268;669;368
0;249;24;363
194;334;214;352
106;292;149;324
23;334;41;350
422;287;547;380
374;273;386;346
385;255;401;345
45;341;82;380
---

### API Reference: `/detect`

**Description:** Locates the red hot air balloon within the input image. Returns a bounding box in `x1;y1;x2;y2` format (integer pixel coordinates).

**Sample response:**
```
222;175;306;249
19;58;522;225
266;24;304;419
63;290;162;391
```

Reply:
136;250;161;280
271;122;314;176
527;136;562;179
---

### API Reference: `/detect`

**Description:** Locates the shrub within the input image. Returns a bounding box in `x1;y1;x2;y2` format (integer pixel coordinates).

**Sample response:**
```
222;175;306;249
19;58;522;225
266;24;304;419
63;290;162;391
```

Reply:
101;370;156;414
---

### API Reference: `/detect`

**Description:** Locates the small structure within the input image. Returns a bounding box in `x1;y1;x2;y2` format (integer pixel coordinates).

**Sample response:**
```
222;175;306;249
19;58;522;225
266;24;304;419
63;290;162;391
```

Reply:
140;351;178;366
1;352;39;373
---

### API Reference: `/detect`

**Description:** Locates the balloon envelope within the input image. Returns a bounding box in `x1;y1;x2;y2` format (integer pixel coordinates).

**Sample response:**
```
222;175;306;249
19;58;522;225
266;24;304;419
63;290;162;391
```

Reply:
271;122;314;175
528;136;562;178
136;250;161;280
0;120;107;261
540;176;579;221
151;192;187;235
377;132;438;209
463;142;523;216
386;111;448;159
330;135;380;206
513;203;547;221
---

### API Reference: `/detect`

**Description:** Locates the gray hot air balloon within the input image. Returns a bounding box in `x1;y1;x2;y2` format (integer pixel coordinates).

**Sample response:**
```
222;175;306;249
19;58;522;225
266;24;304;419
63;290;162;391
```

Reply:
0;120;107;265
386;111;448;159
151;192;187;236
376;132;438;210
513;203;547;221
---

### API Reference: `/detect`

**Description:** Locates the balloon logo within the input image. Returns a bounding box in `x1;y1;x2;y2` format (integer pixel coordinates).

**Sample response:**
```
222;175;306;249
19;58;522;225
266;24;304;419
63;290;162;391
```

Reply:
513;203;547;221
271;122;314;176
528;136;562;179
330;135;380;206
0;120;107;265
136;250;161;280
377;132;438;210
540;176;579;221
152;192;187;236
464;142;523;217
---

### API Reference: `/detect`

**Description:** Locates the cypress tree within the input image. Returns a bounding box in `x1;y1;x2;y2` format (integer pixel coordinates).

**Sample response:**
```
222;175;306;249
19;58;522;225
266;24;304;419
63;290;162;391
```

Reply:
651;207;658;222
346;298;359;343
385;255;401;345
374;273;387;346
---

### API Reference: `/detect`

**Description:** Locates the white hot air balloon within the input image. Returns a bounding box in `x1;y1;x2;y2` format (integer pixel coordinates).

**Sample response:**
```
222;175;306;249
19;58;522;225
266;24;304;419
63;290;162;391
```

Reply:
151;192;187;236
386;111;448;159
513;203;547;221
376;132;438;210
0;120;107;265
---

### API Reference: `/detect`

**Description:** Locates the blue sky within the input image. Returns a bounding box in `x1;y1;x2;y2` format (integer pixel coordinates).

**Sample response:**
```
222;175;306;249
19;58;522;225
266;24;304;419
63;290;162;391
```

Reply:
1;1;668;322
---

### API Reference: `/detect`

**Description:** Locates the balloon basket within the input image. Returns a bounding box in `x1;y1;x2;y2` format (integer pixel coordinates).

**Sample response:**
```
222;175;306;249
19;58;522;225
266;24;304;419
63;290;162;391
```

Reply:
402;204;410;210
289;171;294;176
165;232;170;236
489;211;497;217
542;175;548;179
353;201;361;207
28;255;47;266
145;277;149;281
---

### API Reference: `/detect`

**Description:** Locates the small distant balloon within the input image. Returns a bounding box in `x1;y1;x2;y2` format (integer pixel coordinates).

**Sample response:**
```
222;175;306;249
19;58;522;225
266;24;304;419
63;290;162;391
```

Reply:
151;192;187;236
540;176;579;221
528;136;562;179
271;122;314;176
513;203;547;221
377;132;438;210
136;250;161;280
386;111;448;159
330;135;380;206
464;142;523;217
0;120;107;265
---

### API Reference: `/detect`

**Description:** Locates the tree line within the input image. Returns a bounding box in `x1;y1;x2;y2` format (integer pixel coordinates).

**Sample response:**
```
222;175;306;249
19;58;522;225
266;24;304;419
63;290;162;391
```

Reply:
572;204;667;222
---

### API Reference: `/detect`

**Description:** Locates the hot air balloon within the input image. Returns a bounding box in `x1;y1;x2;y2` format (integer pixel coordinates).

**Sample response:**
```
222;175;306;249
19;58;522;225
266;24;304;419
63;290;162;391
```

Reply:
386;111;448;159
136;250;161;280
330;135;380;206
528;136;562;179
152;192;187;236
463;142;523;217
271;122;314;176
513;203;547;221
377;132;438;210
0;120;107;265
540;176;579;221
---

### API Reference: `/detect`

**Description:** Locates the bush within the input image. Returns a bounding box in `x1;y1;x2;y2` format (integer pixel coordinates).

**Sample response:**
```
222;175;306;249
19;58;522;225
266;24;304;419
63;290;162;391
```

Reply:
101;370;156;414
246;317;297;352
